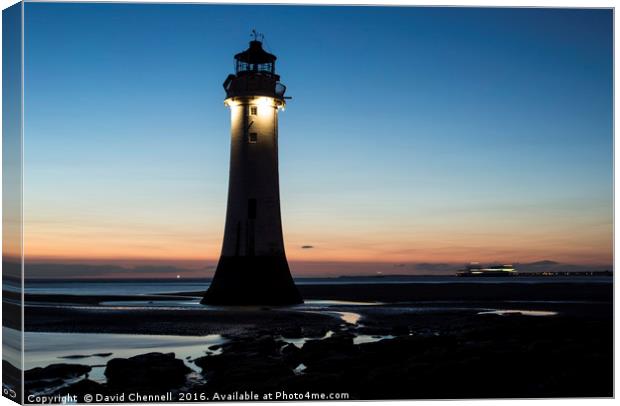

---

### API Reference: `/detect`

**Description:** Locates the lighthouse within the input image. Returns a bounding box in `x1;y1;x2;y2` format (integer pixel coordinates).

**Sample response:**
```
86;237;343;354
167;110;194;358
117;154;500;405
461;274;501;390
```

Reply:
202;33;303;305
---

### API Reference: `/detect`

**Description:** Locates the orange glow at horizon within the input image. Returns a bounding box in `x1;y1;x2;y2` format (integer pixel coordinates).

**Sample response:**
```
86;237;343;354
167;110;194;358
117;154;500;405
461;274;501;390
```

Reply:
22;185;612;275
22;215;612;272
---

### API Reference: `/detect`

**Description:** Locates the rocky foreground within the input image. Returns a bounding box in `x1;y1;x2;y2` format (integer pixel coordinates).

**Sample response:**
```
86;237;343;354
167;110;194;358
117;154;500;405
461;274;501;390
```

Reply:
12;281;612;402
24;302;612;402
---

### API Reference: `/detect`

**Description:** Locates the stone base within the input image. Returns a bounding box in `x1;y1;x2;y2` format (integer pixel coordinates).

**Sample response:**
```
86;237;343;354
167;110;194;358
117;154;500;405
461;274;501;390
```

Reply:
201;255;303;305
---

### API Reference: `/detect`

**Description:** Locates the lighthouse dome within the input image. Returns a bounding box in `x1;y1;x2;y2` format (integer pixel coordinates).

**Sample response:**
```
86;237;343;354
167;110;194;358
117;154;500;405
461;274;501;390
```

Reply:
224;36;286;101
234;40;276;75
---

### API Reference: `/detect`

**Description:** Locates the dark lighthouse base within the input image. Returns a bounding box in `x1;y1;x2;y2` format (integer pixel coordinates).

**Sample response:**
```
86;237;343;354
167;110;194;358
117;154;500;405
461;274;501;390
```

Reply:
201;255;303;305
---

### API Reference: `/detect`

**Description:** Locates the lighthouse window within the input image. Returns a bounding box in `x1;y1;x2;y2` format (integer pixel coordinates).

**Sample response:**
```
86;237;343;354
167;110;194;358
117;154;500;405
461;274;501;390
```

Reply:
250;106;257;115
249;132;258;143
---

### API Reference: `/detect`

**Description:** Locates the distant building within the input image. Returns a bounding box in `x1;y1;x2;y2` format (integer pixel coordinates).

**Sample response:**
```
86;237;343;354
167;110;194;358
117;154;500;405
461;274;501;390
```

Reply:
456;263;518;277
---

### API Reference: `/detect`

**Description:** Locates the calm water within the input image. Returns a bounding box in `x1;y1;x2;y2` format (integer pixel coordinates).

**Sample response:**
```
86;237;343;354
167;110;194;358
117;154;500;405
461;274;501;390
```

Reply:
4;327;225;395
5;276;613;296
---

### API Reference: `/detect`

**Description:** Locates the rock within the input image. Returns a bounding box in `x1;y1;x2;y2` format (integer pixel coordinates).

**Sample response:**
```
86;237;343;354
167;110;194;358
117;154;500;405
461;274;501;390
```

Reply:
391;325;409;336
25;364;91;382
302;333;355;357
280;326;304;338
105;352;190;389
25;378;65;392
295;333;359;374
220;335;280;357
195;340;296;392
53;379;106;398
92;353;113;358
281;343;302;366
201;356;294;392
253;335;281;355
281;343;301;356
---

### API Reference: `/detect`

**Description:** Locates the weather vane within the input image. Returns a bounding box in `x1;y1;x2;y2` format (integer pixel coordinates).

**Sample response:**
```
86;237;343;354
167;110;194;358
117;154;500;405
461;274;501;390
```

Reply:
251;29;264;42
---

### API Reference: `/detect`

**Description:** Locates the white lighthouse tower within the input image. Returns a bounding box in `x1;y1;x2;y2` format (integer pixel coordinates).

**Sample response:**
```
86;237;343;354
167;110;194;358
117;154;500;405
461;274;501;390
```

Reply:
202;33;302;305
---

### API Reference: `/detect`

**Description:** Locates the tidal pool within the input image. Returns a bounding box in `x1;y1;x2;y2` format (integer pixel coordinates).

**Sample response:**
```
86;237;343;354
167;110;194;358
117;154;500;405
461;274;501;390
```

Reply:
22;330;226;383
477;309;558;317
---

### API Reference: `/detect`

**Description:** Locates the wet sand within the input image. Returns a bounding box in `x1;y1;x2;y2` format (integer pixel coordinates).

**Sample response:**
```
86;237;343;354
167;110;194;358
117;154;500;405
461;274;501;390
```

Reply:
8;281;614;400
12;281;611;333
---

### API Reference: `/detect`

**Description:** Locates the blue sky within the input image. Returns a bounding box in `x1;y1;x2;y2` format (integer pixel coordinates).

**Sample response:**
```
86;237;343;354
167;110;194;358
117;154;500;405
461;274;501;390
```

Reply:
23;3;613;275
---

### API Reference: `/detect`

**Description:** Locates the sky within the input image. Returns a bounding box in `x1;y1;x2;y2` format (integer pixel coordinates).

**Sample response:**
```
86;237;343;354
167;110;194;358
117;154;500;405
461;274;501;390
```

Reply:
22;3;613;277
3;2;23;280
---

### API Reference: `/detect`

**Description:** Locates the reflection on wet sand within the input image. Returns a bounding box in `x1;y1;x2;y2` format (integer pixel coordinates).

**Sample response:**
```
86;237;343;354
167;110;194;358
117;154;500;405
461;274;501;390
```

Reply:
477;309;558;317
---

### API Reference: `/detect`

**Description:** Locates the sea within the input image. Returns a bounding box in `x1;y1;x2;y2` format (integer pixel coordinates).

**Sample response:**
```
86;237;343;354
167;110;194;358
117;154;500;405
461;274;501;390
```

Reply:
4;275;613;296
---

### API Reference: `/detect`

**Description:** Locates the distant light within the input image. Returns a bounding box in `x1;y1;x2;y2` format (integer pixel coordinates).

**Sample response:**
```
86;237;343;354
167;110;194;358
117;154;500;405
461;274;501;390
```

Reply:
176;275;181;279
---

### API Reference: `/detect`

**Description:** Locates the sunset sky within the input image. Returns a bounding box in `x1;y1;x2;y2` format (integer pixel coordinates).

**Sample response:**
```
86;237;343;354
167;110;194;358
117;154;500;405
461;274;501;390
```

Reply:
22;4;612;277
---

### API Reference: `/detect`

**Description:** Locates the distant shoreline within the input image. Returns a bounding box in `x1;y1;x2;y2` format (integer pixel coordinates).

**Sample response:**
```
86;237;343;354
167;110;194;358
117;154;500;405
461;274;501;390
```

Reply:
3;270;613;284
3;280;612;308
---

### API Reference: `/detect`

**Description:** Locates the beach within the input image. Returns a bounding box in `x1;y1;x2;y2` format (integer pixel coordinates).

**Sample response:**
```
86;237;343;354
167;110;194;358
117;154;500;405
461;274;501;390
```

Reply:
3;278;614;401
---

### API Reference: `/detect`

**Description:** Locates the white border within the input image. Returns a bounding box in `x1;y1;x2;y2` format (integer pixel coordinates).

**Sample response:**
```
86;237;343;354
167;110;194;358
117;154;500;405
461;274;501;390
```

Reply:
0;1;616;406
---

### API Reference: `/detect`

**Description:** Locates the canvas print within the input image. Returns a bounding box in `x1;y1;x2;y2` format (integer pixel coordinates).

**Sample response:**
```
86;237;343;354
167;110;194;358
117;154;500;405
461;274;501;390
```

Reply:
2;2;614;404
